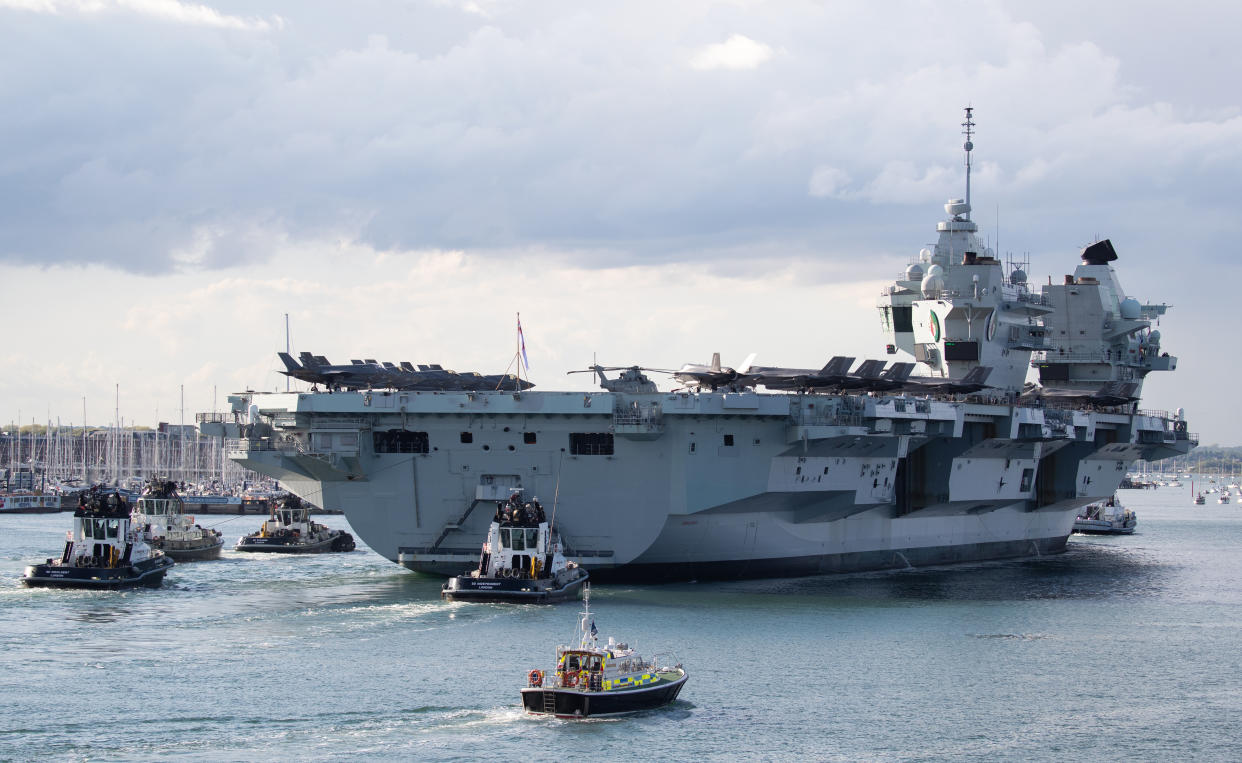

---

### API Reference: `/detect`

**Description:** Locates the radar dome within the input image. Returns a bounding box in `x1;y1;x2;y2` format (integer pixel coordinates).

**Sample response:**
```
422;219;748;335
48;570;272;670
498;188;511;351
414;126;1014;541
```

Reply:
919;248;933;263
1148;330;1161;345
906;263;925;282
926;263;945;279
984;247;995;258
1009;268;1027;286
921;274;945;298
945;198;971;217
1119;298;1141;320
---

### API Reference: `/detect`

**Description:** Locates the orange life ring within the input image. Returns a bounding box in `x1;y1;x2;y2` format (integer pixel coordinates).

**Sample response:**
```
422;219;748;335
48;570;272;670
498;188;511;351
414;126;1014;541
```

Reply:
528;669;543;687
563;670;578;687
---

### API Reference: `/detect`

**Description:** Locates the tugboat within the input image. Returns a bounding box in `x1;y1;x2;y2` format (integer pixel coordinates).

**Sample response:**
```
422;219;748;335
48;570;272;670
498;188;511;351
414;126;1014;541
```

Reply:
22;487;175;588
1072;496;1137;534
520;585;687;718
235;494;355;553
131;478;225;561
442;492;588;603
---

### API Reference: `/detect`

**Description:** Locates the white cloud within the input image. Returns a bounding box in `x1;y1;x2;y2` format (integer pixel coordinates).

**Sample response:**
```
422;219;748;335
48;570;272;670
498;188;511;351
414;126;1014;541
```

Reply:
808;165;850;198
0;0;278;30
689;34;773;71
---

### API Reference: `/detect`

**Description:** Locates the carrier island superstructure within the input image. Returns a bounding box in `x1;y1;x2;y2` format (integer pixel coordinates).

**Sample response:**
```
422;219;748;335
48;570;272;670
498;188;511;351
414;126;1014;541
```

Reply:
204;111;1196;581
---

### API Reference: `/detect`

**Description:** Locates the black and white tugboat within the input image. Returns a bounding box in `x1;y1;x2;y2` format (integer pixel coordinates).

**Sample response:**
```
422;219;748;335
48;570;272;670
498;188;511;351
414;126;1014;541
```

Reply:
131;478;225;561
22;487;175;588
235;494;355;553
520;585;687;718
442;492;588;603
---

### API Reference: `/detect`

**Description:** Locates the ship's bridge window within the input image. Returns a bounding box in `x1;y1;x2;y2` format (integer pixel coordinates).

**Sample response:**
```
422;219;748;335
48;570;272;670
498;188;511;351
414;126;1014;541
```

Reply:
373;430;429;454
106;519;120;539
570;432;614;456
501;528;537;551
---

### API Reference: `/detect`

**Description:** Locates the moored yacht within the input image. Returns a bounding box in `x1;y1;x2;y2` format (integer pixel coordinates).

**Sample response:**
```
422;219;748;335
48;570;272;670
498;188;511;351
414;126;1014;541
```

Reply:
235;494;355;553
22;488;175;588
520;585;687;718
437;492;588;603
1072;497;1137;535
131;479;225;561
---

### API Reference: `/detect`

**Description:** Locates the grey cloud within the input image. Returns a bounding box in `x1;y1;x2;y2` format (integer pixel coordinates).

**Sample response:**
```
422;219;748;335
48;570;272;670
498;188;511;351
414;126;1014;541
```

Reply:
2;0;1241;275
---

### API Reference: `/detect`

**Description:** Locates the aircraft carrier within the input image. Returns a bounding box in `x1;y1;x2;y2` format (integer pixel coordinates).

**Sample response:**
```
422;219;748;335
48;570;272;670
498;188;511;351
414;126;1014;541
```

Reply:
203;110;1196;581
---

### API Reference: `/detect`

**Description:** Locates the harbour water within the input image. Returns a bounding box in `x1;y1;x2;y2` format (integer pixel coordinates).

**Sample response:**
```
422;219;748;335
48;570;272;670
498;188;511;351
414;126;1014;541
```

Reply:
2;490;1239;761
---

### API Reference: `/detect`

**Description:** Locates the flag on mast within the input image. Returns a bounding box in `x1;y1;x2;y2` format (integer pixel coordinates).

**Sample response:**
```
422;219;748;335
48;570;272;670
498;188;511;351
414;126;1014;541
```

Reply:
517;313;531;371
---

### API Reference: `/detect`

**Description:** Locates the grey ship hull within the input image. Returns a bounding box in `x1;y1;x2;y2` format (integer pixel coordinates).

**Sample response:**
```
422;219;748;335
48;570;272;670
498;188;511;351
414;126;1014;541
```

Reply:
217;387;1194;581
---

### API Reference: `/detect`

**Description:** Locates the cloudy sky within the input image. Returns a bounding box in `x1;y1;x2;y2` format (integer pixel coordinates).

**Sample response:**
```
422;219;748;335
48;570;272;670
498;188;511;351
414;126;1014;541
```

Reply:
2;0;1238;445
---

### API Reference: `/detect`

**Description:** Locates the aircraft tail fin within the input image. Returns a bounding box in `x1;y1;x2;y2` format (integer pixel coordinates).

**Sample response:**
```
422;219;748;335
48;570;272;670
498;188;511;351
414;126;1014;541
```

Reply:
737;352;757;374
854;359;885;379
278;352;301;372
962;366;993;385
299;351;317;367
882;362;915;382
820;356;855;376
710;352;721;372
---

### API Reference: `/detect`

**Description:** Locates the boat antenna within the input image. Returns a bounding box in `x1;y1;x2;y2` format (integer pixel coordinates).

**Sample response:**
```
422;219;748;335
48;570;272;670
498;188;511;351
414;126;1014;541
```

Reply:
550;449;564;531
962;105;975;218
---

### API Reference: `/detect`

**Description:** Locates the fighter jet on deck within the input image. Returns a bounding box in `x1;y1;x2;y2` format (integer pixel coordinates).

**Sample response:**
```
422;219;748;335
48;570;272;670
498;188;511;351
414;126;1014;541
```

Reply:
668;352;757;391
900;366;994;395
1021;380;1139;407
747;356;856;391
277;352;533;392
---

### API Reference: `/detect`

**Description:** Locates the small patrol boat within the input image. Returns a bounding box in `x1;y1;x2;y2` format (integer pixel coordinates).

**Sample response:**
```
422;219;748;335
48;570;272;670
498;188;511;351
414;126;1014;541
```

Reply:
235;494;355;553
520;585;687;718
442;492;588;603
22;487;175;588
131;478;224;561
1072;496;1137;534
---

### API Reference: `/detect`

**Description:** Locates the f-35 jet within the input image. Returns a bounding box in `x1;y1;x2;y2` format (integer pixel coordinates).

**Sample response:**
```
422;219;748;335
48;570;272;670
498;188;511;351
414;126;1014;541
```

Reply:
277;352;533;392
1021;380;1139;407
665;352;757;391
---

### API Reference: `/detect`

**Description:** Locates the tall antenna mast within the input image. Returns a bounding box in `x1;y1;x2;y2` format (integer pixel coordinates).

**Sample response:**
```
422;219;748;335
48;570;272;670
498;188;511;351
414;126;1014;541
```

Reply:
285;313;291;392
961;106;975;218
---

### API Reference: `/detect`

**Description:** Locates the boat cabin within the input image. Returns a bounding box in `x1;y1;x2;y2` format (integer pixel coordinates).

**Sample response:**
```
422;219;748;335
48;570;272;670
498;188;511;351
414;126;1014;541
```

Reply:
473;492;567;580
63;491;153;568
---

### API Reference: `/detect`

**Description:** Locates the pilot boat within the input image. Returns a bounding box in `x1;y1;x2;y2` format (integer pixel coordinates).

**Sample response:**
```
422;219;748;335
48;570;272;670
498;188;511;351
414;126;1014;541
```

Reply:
235;494;355;553
1072;496;1137;534
441;492;588;602
131;479;225;561
22;488;175;588
520;585;687;718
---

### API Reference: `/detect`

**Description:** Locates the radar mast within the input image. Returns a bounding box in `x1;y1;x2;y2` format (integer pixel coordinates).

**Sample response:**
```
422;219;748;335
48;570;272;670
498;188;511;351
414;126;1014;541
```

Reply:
962;106;975;218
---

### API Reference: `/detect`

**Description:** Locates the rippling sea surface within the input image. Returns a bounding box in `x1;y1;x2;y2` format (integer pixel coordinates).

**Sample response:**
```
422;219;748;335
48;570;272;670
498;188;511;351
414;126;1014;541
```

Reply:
2;490;1240;761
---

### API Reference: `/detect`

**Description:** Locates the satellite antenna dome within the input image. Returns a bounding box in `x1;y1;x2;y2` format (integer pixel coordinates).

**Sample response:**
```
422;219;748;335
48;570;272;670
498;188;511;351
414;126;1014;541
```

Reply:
1176;407;1185;420
906;263;924;282
1009;268;1027;285
921;273;945;298
945;198;971;217
1148;329;1161;345
964;140;973;151
926;263;945;279
1119;297;1141;320
984;247;995;258
919;247;933;263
